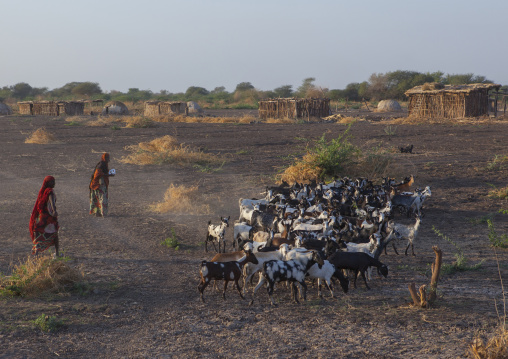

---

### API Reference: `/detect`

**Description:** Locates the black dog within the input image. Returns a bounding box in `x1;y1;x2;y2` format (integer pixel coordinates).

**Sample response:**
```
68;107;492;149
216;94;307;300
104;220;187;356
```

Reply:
399;144;413;153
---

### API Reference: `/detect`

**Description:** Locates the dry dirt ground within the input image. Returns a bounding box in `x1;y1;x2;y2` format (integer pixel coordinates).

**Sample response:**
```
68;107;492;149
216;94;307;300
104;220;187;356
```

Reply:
1;110;508;358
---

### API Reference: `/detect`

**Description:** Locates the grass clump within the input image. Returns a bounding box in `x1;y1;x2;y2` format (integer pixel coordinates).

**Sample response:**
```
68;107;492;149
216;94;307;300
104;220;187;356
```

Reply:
24;127;58;144
489;186;508;199
33;313;64;333
277;124;396;184
0;255;84;298
150;184;210;214
122;116;154;128
161;228;180;250
432;226;484;274
488;219;508;248
121;135;223;167
487;154;508;171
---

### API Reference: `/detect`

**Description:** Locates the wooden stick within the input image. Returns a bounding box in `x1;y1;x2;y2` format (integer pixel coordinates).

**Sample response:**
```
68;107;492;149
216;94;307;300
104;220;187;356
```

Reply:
408;283;420;306
428;246;442;303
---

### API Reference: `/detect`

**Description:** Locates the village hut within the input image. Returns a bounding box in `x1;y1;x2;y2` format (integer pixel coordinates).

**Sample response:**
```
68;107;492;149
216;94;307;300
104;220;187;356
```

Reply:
144;101;187;116
102;101;129;115
377;99;402;112
57;101;85;116
0;103;12;115
405;83;501;118
258;98;331;120
32;101;60;116
187;101;203;114
18;102;33;115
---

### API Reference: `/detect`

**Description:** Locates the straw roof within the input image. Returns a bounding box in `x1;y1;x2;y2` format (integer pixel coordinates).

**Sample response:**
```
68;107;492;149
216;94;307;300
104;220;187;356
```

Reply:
405;83;500;95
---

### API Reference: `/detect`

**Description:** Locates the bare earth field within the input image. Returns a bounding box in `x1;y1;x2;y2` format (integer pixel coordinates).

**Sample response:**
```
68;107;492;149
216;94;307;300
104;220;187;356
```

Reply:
1;110;508;358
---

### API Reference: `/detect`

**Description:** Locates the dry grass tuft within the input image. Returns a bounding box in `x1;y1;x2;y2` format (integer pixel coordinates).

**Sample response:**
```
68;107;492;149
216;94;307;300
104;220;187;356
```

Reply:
25;128;58;144
121;135;222;166
277;153;322;184
0;255;84;298
123;116;154;128
87;115;123;127
488;186;508;199
265;117;298;124
150;184;210;214
469;328;508;359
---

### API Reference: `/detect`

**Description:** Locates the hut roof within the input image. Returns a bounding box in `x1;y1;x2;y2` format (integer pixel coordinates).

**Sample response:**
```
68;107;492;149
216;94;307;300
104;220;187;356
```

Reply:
405;83;500;96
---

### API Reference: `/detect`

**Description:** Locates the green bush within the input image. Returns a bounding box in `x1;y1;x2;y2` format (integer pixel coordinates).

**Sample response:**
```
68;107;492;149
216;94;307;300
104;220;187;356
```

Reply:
161;229;180;250
33;314;64;333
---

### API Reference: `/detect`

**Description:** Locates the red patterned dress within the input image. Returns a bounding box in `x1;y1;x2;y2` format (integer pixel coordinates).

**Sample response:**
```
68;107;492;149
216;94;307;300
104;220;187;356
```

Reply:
89;153;111;217
29;176;60;255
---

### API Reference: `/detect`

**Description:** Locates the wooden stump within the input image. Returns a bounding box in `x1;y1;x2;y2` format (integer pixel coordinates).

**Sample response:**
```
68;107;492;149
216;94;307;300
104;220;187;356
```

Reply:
408;246;442;308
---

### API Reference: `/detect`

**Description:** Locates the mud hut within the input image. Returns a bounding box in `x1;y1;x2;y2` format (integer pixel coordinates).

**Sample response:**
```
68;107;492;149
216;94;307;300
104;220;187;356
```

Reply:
18;102;33;115
187;101;203;114
258;98;331;120
0;103;12;115
144;101;187;116
405;83;501;118
57;101;85;116
102;101;129;115
32;101;59;116
377;99;402;112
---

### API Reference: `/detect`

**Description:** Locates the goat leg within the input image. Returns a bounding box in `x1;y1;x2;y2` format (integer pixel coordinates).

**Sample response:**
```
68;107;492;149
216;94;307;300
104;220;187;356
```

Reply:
360;270;371;290
392;242;399;255
223;280;229;300
235;279;245;300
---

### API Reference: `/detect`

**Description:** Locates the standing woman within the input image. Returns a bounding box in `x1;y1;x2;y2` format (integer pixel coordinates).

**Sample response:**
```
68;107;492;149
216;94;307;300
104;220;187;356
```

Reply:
89;152;114;217
30;176;60;256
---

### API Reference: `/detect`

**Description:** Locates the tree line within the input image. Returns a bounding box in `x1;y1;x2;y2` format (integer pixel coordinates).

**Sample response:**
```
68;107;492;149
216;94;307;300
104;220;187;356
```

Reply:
0;70;502;106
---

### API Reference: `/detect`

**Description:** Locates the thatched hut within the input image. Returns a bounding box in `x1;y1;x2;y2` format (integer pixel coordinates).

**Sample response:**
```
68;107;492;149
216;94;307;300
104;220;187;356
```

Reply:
0;103;12;115
258;98;331;120
102;101;129;115
405;83;501;118
33;101;59;116
57;101;85;116
144;101;187;116
377;99;402;112
18;102;33;115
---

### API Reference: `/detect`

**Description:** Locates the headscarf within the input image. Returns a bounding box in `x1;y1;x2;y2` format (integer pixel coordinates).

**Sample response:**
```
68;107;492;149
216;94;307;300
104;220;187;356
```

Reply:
29;176;58;241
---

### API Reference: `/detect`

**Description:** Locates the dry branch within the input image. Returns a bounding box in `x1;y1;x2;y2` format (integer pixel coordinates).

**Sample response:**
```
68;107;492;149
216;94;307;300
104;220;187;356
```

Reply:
408;246;442;308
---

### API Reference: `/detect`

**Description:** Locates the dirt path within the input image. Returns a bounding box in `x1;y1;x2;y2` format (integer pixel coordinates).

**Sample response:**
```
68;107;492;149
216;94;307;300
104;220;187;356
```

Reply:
1;115;508;358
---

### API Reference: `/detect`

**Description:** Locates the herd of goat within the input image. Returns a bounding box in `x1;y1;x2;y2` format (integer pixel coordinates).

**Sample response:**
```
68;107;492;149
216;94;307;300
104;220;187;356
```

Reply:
199;175;432;305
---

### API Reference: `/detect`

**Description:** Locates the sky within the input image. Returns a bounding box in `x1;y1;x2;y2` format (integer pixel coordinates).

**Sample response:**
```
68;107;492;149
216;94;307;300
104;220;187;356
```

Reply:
1;0;506;93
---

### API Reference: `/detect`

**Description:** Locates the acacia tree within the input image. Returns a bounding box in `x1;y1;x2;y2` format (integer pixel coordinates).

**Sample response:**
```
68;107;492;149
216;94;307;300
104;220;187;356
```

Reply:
71;82;102;97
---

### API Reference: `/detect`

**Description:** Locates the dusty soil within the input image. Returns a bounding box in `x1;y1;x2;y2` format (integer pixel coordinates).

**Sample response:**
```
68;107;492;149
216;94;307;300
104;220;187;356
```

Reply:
1;110;508;358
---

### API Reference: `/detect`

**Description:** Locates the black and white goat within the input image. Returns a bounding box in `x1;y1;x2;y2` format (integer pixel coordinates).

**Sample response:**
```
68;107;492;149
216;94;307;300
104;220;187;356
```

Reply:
258;250;324;306
198;249;258;302
205;216;230;253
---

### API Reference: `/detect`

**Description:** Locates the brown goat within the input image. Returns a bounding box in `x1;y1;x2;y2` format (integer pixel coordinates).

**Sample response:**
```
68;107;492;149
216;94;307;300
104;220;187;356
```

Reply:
393;175;414;194
198;250;258;302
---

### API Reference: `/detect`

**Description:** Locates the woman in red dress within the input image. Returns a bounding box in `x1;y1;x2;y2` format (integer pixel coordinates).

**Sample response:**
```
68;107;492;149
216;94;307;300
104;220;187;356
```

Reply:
89;152;114;217
29;175;60;256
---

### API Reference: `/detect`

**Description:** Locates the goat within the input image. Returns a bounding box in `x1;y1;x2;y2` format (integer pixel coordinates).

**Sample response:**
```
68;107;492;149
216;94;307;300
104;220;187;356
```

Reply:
327;251;388;290
388;217;422;256
393;175;414;194
242;249;285;295
233;221;253;250
205;216;230;253
306;259;349;298
198;249;258;302
257;251;323;306
399;144;413;153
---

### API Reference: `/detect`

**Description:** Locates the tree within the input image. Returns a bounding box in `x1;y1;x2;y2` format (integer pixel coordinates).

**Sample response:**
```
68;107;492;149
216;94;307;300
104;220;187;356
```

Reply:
185;86;209;98
296;77;316;98
71;82;102;97
211;86;227;94
273;85;293;98
234;82;254;92
11;82;33;99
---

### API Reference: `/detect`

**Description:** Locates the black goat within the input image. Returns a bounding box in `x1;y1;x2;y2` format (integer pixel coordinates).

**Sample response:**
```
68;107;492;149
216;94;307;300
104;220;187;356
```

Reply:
328;251;388;290
399;144;413;153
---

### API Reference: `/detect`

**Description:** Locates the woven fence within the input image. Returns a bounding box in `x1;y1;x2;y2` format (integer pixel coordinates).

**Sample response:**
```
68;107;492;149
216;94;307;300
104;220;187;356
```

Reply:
144;101;188;116
258;98;331;120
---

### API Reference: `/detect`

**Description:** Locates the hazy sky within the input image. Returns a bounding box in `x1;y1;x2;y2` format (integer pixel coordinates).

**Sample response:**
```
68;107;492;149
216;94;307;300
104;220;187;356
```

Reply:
1;0;506;93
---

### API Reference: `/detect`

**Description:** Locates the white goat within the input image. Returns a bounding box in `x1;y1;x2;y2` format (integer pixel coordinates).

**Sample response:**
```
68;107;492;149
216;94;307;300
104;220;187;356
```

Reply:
388;217;422;256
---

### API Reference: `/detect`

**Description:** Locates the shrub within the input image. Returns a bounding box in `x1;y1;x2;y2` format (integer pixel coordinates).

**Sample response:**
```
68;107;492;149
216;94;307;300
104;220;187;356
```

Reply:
161;228;180;250
487;219;508;248
150;184;210;214
33;313;64;333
